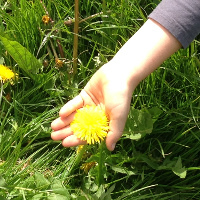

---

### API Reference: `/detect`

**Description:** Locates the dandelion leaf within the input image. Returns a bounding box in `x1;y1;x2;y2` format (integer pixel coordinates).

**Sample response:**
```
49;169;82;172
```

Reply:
76;197;87;200
0;35;41;75
0;175;6;187
34;172;51;190
95;185;105;198
51;179;70;197
0;196;6;200
47;194;69;200
18;175;35;188
99;184;115;200
172;156;187;178
110;165;136;175
32;194;45;200
158;156;187;178
124;108;153;140
147;106;163;123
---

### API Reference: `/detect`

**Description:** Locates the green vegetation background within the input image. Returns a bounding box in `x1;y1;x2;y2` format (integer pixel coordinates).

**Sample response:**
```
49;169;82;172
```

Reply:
0;0;200;199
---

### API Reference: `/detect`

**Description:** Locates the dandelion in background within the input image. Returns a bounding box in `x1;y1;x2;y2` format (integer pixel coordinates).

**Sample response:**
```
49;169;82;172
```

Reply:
0;64;17;105
71;105;109;144
0;64;15;83
42;15;50;24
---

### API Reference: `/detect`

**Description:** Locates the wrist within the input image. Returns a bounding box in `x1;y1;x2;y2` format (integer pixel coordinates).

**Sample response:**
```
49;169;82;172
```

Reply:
109;19;181;89
100;61;138;96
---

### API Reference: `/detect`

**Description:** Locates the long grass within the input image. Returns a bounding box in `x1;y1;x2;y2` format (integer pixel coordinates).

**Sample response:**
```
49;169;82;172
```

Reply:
0;0;199;199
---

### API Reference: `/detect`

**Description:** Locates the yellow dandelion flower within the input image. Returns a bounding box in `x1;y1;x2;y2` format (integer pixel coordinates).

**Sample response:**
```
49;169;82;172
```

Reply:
70;105;109;144
80;162;97;173
0;64;16;83
42;15;50;24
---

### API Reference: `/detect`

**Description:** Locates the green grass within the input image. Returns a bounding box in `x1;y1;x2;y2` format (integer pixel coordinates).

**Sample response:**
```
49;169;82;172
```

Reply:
0;0;200;199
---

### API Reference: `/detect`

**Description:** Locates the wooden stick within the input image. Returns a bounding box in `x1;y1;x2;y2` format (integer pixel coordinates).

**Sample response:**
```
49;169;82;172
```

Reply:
73;0;79;76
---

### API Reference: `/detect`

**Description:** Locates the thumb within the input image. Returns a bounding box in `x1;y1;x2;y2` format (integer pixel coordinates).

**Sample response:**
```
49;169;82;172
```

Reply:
105;118;125;151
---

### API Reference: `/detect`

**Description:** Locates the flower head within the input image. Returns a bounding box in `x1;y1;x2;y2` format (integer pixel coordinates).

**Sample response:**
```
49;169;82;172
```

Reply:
70;105;109;144
0;65;16;83
42;15;50;24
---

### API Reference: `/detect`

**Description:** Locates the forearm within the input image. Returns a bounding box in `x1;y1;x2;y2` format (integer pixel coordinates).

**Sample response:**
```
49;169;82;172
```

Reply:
110;19;182;91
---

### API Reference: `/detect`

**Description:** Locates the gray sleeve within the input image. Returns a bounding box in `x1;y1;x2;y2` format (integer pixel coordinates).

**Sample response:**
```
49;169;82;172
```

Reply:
148;0;200;48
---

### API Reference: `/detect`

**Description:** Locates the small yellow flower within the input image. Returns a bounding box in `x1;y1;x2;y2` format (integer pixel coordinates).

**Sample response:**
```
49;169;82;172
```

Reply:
55;58;64;68
70;105;109;144
0;64;16;83
80;162;97;173
42;15;50;24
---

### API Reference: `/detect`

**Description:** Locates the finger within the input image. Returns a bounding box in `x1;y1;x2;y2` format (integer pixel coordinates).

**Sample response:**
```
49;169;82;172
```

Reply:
59;90;95;118
59;95;83;118
51;112;76;131
51;125;72;141
105;118;125;151
79;89;97;106
62;134;87;147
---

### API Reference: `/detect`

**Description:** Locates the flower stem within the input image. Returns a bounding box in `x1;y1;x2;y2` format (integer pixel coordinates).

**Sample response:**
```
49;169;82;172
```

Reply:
97;141;105;186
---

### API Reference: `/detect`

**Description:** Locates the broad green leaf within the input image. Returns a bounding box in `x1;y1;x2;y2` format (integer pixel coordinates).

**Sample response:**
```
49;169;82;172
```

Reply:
100;184;115;200
0;175;6;187
51;179;70;196
158;157;187;178
147;107;163;123
32;193;45;200
34;172;51;190
124;132;143;140
47;193;70;200
110;165;136;175
0;195;6;200
172;156;187;178
52;188;71;197
51;179;64;189
95;185;105;199
124;108;153;140
76;197;87;200
19;175;35;189
173;166;187;179
0;35;42;76
157;157;176;170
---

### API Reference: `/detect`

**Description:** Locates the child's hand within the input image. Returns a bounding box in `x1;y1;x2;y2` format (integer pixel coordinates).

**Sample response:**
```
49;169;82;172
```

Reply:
51;62;134;151
51;19;181;151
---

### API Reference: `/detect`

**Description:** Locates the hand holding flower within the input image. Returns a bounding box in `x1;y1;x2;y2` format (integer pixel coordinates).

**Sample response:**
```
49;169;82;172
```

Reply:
51;61;134;151
51;19;181;151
